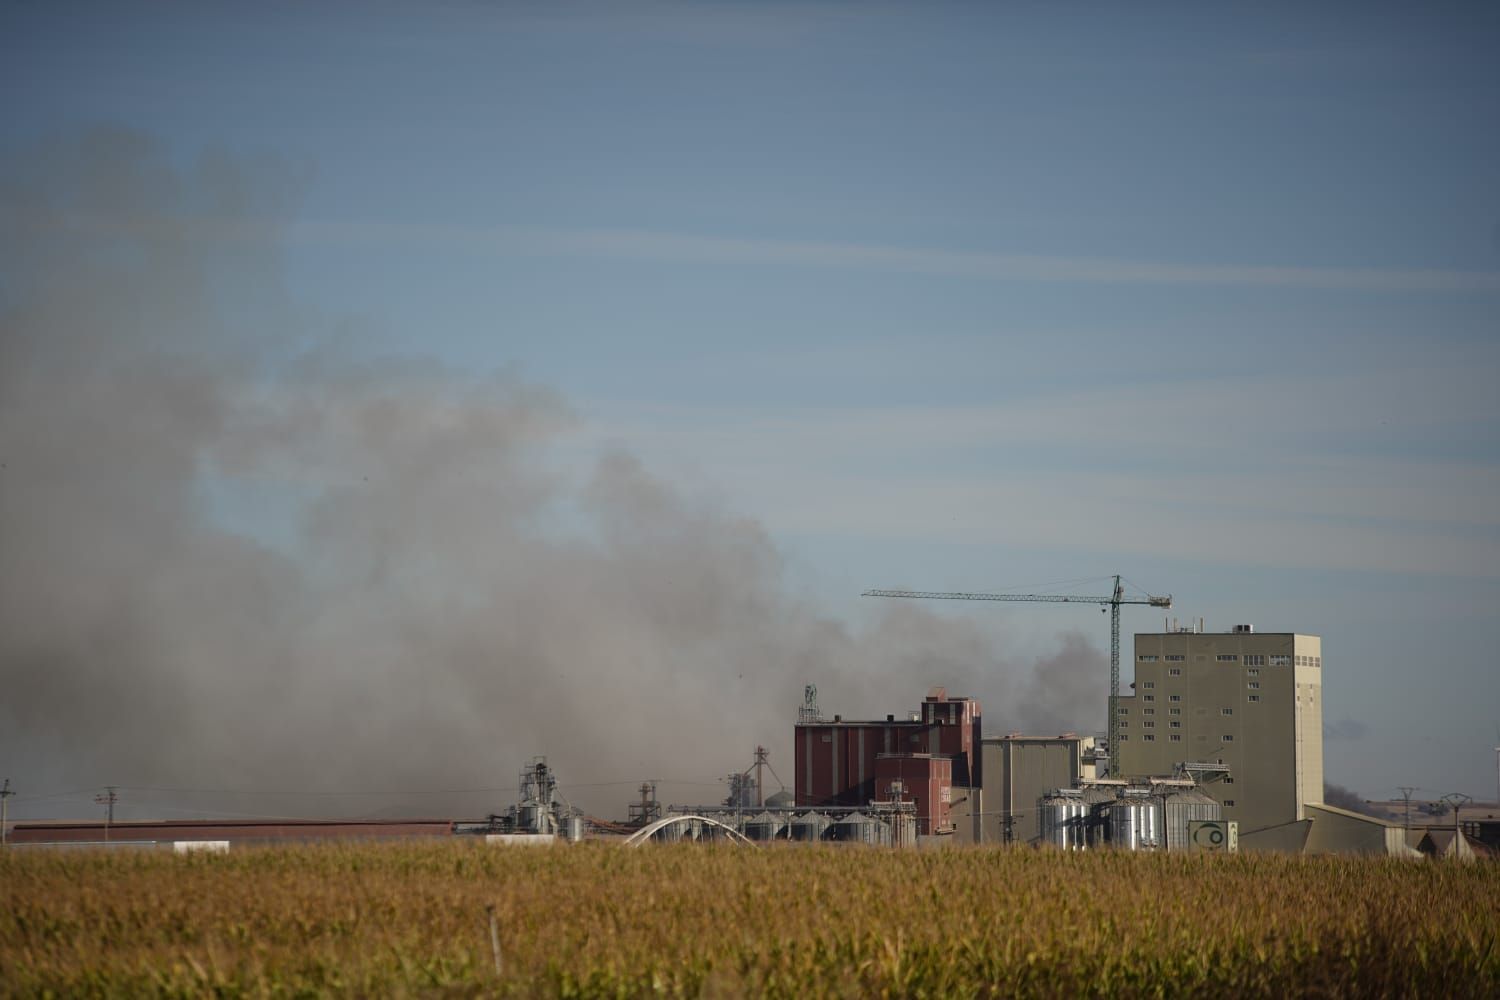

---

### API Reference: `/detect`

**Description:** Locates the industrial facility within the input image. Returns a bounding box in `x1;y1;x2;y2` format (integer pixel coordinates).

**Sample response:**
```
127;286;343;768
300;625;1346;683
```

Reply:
2;594;1485;857
778;619;1432;856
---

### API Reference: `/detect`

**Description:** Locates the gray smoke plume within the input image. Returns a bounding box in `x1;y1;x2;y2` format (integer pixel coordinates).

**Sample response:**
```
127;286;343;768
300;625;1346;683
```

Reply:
0;129;1105;821
1323;783;1383;818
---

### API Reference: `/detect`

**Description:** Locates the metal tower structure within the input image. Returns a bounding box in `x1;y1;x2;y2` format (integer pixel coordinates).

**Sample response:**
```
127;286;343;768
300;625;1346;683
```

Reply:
798;684;821;724
864;575;1171;776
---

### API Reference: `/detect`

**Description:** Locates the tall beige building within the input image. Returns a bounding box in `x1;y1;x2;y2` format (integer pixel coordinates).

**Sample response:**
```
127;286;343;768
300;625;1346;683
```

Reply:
1115;626;1324;838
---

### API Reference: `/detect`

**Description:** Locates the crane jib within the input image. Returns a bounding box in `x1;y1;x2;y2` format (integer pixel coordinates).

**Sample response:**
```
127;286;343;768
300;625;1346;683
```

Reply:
860;581;1173;778
862;590;1170;607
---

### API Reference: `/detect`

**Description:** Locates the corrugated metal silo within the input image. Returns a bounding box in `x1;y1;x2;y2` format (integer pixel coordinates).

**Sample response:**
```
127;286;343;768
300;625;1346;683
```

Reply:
1107;792;1163;850
1038;790;1092;849
790;811;831;841
1157;786;1221;851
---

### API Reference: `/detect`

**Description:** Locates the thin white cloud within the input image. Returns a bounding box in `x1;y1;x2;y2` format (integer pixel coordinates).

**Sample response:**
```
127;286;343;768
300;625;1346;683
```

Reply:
536;227;1500;293
81;214;1486;294
567;365;1500;579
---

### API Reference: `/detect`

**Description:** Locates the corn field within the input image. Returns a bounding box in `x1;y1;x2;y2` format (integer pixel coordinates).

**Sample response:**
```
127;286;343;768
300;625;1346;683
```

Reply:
2;842;1495;997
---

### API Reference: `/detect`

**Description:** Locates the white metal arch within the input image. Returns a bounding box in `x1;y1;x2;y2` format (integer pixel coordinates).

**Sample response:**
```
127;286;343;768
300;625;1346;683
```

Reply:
622;814;757;847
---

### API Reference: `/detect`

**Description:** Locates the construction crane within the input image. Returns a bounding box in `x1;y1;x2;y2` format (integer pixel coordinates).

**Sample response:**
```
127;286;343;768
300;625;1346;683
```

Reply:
863;575;1171;776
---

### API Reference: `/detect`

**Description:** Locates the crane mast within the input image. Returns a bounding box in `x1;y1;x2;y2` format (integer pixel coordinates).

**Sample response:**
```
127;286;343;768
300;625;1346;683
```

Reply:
864;574;1172;777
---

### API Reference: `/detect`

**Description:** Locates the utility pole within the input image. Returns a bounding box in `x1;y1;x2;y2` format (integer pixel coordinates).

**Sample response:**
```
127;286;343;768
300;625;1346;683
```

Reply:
1398;786;1416;833
95;786;119;844
1;779;14;848
1440;792;1473;853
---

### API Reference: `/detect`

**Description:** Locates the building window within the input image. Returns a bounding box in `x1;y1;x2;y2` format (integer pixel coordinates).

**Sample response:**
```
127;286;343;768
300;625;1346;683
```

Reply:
1247;682;1260;690
1143;708;1155;716
1169;695;1181;703
1168;668;1181;676
1248;695;1261;703
1217;654;1238;662
1221;708;1234;716
1224;777;1234;784
1247;668;1260;677
1142;681;1155;689
1165;654;1185;662
1143;735;1155;742
1143;695;1155;702
1118;734;1128;741
1270;655;1291;666
1170;734;1181;742
1118;707;1129;715
1245;655;1265;667
1223;734;1234;742
1169;721;1181;729
1225;799;1235;807
1169;708;1181;716
1138;655;1158;662
1119;721;1128;728
1143;721;1155;729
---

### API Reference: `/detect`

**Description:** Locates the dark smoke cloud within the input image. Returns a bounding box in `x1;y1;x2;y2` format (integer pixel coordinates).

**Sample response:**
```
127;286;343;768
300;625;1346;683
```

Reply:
1323;783;1383;817
0;129;1105;821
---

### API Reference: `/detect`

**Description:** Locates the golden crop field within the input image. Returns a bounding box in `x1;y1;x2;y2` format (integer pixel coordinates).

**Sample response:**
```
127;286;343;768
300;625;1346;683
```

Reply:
2;842;1496;998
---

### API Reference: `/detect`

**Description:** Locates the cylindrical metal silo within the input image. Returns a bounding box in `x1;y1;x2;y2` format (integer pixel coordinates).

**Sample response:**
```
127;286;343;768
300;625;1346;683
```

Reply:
1108;793;1163;850
1156;787;1221;851
789;811;831;841
1038;790;1092;849
1081;783;1122;849
828;811;891;845
744;811;786;841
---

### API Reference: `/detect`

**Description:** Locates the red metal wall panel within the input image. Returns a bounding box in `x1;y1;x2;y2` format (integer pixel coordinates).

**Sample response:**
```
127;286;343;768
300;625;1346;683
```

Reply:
874;754;953;835
798;721;950;807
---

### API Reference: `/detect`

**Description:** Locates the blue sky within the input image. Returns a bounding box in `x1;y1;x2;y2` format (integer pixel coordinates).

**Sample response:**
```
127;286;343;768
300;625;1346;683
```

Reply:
4;2;1498;807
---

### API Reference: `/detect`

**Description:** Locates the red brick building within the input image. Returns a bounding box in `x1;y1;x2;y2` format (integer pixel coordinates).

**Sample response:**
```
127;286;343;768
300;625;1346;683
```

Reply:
795;687;979;835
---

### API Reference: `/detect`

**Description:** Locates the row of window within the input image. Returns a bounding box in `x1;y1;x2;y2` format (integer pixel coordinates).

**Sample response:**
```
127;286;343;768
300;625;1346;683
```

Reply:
1137;652;1319;667
1128;693;1266;707
1118;736;1237;751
